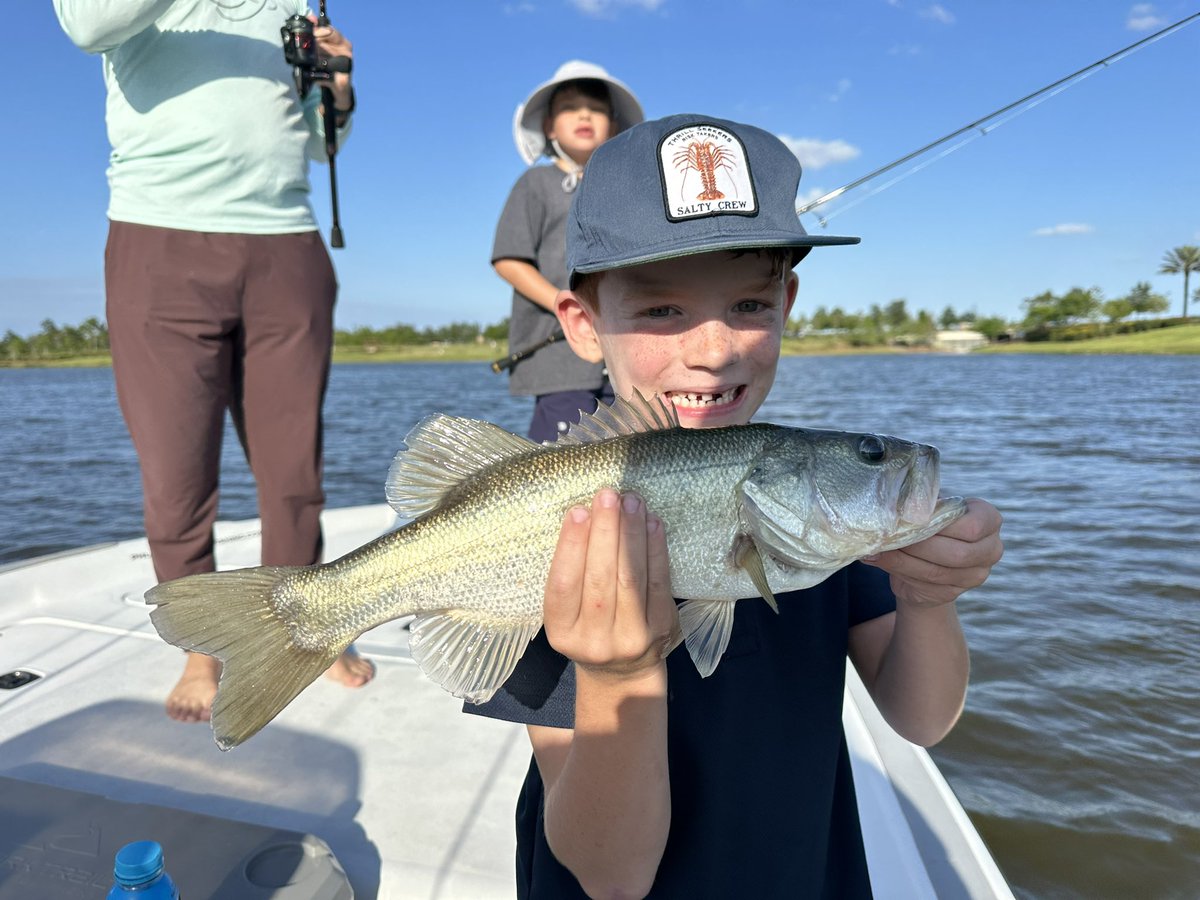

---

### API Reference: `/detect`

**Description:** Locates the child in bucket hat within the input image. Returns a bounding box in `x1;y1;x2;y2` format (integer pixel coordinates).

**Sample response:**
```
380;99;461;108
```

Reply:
467;114;1004;898
492;61;643;444
512;60;644;182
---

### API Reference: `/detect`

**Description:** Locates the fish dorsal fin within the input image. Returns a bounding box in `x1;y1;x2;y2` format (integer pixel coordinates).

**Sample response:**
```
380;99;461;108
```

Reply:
408;611;542;703
677;599;738;678
386;414;538;519
554;390;679;446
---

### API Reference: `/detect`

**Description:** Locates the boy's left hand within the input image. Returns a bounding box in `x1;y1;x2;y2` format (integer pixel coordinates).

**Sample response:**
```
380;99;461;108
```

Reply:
862;498;1003;609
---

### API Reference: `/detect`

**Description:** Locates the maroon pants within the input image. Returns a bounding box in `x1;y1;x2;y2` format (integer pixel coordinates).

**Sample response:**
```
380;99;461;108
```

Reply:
106;222;336;583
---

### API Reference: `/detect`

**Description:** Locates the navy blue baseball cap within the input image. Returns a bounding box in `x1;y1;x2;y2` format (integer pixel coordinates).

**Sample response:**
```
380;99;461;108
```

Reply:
567;113;858;286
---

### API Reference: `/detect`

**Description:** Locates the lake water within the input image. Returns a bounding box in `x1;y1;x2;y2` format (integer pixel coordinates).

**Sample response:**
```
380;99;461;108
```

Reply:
2;355;1197;898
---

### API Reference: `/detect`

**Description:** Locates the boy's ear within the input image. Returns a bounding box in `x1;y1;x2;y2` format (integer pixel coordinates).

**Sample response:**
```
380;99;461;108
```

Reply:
555;290;605;363
783;271;799;320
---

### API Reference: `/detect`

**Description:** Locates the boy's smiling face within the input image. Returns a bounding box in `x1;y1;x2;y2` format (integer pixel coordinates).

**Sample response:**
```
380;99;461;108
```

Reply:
557;251;798;429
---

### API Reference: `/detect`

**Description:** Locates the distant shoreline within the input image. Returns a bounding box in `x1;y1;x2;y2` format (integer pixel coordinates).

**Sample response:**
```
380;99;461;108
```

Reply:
4;323;1197;369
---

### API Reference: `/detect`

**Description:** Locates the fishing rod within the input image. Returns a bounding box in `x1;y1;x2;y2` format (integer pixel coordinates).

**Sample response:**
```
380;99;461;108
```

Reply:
797;11;1200;225
491;328;565;374
282;0;352;247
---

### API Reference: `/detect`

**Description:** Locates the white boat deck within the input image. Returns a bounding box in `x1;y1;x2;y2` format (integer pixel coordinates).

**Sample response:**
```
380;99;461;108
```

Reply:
0;505;1012;899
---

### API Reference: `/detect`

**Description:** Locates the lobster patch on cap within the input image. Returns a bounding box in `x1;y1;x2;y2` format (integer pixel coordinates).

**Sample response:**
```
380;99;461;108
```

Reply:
658;123;758;223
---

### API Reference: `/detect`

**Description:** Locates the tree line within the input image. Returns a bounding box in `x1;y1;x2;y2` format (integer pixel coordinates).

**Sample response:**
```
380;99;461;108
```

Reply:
791;244;1198;346
791;280;1180;347
5;245;1195;361
1;317;110;361
1;318;509;362
333;321;507;351
791;301;1004;345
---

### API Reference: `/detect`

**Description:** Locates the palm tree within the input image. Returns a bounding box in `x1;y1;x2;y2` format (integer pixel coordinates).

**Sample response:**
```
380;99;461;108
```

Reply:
1158;245;1200;321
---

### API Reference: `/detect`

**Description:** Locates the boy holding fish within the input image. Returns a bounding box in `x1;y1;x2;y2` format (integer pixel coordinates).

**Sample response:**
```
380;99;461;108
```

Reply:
467;114;1004;897
145;109;1002;898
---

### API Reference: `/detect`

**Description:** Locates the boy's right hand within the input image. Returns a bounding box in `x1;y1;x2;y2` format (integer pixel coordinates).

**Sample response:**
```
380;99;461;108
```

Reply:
544;489;680;680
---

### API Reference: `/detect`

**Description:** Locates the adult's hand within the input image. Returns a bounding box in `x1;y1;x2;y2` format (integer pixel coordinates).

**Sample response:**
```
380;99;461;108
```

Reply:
311;18;353;109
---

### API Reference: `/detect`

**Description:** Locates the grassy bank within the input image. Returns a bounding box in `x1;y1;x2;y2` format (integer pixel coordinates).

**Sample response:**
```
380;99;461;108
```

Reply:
0;344;506;368
332;342;503;364
5;323;1198;368
0;354;116;369
780;337;913;356
372;325;1200;358
975;323;1200;355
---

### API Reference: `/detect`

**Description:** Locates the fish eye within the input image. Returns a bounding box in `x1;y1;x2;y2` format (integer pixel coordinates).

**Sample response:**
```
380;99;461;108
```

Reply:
857;435;888;464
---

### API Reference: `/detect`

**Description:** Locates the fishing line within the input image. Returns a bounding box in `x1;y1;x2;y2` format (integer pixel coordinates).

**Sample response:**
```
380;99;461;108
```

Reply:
798;10;1200;226
812;76;1080;225
812;135;974;226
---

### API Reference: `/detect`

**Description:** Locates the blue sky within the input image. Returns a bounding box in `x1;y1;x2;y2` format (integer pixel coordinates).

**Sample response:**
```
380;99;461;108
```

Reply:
8;1;1198;336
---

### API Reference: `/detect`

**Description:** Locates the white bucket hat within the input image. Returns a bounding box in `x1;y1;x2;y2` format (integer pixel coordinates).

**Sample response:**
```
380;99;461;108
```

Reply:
512;60;644;165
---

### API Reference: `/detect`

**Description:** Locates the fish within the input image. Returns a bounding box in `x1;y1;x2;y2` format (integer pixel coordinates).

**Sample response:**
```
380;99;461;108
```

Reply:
147;392;966;749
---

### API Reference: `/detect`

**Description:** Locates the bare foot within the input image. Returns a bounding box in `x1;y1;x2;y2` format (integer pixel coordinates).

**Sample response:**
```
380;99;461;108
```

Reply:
166;652;221;723
325;646;375;687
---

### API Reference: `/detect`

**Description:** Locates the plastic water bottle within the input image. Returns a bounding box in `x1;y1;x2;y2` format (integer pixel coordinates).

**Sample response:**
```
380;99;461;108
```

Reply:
106;840;180;898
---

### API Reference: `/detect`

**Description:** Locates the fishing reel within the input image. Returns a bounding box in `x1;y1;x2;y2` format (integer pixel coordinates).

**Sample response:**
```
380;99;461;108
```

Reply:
279;0;349;248
280;13;352;100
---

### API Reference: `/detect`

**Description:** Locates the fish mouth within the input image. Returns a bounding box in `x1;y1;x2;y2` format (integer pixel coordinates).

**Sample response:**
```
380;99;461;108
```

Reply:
896;446;940;524
666;386;744;411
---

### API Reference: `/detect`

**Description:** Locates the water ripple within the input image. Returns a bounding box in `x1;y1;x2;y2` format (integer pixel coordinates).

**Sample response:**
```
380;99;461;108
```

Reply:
3;355;1198;898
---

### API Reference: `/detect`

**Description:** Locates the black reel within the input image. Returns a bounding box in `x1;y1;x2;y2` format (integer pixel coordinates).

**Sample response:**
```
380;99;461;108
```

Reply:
279;3;350;248
281;14;352;100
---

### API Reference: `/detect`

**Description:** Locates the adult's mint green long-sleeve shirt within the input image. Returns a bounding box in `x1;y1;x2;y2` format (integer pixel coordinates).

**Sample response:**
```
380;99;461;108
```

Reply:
53;0;350;233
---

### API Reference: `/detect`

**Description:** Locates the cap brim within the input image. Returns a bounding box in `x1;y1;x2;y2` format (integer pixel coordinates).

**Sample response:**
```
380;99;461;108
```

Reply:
569;233;860;287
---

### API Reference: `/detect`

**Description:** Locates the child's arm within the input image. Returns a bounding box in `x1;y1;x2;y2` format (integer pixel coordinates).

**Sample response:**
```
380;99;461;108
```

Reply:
849;497;1003;746
493;259;562;313
528;489;679;898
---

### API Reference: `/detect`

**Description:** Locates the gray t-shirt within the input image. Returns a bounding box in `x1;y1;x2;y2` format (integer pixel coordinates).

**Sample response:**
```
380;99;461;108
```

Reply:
493;165;606;396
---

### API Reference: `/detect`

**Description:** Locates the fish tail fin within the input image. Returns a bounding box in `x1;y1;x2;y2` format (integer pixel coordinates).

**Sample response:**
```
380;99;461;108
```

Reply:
148;567;345;750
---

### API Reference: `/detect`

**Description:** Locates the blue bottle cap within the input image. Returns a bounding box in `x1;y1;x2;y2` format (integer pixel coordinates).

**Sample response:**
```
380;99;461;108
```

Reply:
113;840;165;886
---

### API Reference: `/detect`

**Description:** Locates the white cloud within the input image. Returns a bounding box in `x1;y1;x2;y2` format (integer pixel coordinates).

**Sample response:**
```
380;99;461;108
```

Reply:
570;0;665;16
777;136;861;170
1032;223;1095;237
1126;3;1165;31
827;79;852;103
797;186;827;208
889;43;922;56
503;2;536;13
920;4;955;24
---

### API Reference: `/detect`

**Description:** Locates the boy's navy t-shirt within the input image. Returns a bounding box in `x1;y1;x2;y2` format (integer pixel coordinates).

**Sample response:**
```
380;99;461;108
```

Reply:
466;561;893;898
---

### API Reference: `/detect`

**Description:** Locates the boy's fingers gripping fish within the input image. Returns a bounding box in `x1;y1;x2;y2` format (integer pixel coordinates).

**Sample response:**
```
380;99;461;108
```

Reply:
147;392;966;749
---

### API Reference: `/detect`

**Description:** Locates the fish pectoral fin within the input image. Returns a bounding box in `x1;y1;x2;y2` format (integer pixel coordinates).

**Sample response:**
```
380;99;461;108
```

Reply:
408;612;541;703
734;536;777;614
677;599;737;679
387;415;539;519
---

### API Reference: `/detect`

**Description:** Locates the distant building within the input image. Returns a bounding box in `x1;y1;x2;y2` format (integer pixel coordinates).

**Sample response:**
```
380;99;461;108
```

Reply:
933;328;988;353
